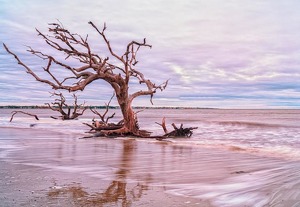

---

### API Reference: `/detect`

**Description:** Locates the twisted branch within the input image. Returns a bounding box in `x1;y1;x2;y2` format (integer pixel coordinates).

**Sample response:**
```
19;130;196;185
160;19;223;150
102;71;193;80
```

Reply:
10;111;39;122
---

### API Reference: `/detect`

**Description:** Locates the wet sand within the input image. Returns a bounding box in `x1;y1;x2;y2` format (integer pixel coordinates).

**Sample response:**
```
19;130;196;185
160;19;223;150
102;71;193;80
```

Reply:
1;127;300;206
0;128;212;207
0;160;210;207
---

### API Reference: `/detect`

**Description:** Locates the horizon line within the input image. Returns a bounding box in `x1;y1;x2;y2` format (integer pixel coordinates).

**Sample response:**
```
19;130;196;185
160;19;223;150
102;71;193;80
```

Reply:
0;105;299;110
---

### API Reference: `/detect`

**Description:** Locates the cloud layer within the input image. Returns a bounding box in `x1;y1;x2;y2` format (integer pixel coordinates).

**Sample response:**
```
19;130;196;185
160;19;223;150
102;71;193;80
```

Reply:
1;0;300;108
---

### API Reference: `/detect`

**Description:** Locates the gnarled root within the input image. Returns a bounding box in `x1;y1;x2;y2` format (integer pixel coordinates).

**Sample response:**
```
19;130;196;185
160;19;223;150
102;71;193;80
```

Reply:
82;122;152;138
82;117;196;139
163;123;198;138
156;117;198;138
94;127;152;138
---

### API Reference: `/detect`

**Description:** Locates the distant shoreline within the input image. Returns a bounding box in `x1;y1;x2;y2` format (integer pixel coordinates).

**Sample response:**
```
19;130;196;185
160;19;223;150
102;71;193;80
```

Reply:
0;105;217;110
1;106;299;110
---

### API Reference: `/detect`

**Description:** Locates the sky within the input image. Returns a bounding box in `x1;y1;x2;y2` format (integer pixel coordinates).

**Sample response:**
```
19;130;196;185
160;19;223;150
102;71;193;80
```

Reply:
1;0;300;108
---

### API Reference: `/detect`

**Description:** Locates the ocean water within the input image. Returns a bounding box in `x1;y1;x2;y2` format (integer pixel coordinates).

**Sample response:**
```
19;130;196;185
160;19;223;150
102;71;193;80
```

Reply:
1;108;300;206
2;108;300;158
139;109;300;159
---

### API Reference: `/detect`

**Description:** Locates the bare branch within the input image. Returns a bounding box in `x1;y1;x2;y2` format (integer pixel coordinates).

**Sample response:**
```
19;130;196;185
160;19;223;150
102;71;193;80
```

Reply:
45;92;86;120
155;117;168;134
4;21;174;137
10;111;39;122
130;79;169;104
88;21;124;63
90;93;116;123
3;43;65;90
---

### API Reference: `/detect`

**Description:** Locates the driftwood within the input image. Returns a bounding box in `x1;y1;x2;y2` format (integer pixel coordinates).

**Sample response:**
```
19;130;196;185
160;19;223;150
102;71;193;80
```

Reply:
10;111;39;122
90;94;116;124
83;117;152;138
156;117;198;138
163;123;198;138
82;117;196;139
84;93;123;133
83;120;123;132
46;92;87;120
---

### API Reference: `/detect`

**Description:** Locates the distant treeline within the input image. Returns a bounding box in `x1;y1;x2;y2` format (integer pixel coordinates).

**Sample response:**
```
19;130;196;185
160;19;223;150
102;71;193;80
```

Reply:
0;105;215;110
0;105;118;109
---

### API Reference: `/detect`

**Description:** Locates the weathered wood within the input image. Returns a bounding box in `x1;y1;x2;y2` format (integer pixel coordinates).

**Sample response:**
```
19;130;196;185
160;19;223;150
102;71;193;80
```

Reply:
163;125;198;138
4;21;200;138
155;117;168;134
10;111;39;122
46;92;86;120
83;122;123;132
156;118;198;138
90;93;116;123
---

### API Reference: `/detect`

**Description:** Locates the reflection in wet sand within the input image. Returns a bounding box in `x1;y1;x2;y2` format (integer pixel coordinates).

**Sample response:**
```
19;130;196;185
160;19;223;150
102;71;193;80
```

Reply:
47;140;149;207
2;118;300;206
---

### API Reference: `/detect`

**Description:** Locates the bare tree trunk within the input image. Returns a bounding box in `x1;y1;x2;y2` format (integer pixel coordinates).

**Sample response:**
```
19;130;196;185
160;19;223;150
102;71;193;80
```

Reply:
116;88;139;134
121;103;138;133
4;21;170;137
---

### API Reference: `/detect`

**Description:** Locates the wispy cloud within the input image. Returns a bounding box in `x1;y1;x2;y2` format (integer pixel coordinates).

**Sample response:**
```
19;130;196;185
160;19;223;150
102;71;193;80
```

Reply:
1;0;300;108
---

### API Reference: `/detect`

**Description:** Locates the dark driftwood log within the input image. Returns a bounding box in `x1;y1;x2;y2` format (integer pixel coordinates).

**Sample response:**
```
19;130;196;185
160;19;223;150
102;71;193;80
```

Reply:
156;117;198;139
163;124;198;138
10;111;39;122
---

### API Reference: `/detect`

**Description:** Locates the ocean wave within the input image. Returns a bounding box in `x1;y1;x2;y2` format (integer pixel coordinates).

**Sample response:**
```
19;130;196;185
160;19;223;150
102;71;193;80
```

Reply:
2;109;300;161
211;121;295;128
142;139;300;161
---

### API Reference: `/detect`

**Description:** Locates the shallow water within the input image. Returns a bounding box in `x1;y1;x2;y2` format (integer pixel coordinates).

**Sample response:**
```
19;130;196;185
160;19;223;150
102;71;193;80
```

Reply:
1;108;300;206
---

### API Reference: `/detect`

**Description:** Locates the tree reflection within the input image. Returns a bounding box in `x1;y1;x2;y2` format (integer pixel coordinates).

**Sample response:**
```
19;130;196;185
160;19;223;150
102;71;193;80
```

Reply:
47;140;149;207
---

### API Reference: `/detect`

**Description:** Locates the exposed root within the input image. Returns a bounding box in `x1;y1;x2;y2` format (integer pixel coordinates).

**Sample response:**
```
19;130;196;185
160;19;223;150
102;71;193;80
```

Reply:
163;124;198;138
156;117;198;138
83;122;123;132
82;117;197;139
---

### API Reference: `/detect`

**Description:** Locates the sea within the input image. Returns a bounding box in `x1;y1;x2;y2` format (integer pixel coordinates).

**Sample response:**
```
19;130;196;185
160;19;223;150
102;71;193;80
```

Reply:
1;108;300;206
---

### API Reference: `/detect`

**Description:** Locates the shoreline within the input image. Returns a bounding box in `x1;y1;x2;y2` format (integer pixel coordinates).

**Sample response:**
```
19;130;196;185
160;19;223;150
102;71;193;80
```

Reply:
1;124;300;206
0;128;214;207
0;160;211;207
0;105;218;110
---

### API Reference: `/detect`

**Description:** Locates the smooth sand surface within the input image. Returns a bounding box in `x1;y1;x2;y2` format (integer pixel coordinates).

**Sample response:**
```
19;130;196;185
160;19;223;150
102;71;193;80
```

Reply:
0;128;212;207
1;127;300;206
0;160;212;207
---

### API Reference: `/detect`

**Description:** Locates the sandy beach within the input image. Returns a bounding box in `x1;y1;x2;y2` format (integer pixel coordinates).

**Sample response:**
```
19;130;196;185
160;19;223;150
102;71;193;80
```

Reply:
1;109;300;206
0;127;213;207
0;158;210;207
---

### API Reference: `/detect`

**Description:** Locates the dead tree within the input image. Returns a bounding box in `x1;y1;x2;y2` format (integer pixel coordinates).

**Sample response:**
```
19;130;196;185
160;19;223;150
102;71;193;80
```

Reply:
3;21;167;137
46;92;86;120
2;21;197;138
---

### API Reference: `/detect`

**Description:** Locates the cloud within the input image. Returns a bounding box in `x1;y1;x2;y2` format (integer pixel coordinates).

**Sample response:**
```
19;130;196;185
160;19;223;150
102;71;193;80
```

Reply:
1;0;300;108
